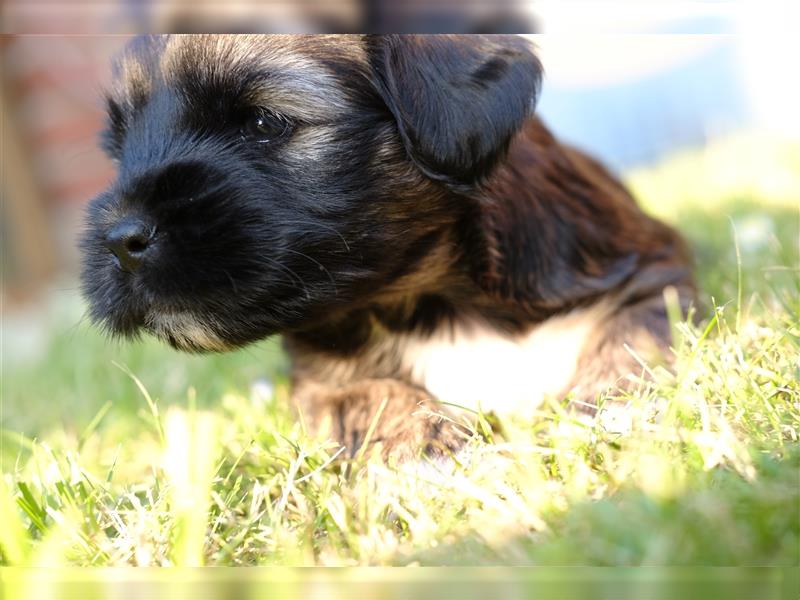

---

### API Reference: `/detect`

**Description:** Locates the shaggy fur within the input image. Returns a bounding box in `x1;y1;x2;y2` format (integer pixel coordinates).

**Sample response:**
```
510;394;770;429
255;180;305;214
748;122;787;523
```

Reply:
81;34;695;461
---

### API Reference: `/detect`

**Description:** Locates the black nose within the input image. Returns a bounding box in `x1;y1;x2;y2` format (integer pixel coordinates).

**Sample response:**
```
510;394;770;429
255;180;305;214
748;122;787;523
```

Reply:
105;217;155;272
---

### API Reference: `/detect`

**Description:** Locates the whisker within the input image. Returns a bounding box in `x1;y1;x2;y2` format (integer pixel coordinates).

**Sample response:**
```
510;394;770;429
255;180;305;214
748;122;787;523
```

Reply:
259;255;313;299
281;248;337;292
280;219;351;253
223;269;239;296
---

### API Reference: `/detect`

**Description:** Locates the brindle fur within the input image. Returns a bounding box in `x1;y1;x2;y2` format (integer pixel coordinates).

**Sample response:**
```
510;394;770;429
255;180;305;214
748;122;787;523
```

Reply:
82;35;695;461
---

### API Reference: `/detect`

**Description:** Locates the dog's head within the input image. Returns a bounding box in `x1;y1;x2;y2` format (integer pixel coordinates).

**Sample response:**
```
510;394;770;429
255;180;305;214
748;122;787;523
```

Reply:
80;34;542;351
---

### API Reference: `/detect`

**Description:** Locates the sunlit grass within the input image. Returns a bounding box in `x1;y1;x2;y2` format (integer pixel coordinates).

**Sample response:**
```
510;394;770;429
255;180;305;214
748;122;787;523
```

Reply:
1;133;798;567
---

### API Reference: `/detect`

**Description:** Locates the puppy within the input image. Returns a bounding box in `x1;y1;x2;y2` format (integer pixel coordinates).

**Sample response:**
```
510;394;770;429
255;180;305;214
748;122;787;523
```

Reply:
81;35;694;460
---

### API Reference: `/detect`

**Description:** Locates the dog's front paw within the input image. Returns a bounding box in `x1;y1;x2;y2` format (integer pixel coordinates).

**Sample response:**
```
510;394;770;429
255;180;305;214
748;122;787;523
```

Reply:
304;379;469;462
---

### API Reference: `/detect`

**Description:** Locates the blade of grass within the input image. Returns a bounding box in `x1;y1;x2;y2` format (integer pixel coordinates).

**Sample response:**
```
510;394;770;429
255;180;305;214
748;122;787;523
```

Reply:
112;361;165;445
0;476;28;565
163;408;219;567
354;396;389;463
78;401;112;449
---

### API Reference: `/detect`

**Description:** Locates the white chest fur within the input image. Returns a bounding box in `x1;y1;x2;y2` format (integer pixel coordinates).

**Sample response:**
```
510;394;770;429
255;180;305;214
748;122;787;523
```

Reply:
399;302;611;416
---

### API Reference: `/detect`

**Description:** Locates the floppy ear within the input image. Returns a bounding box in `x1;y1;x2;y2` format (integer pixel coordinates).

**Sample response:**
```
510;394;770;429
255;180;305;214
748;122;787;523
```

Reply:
365;34;542;186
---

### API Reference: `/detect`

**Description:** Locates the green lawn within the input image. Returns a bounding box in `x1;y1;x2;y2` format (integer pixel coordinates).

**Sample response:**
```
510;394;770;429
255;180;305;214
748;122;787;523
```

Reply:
1;133;798;567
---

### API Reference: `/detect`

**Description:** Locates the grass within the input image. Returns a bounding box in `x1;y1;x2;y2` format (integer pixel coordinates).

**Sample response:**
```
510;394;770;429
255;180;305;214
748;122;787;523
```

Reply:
1;132;798;567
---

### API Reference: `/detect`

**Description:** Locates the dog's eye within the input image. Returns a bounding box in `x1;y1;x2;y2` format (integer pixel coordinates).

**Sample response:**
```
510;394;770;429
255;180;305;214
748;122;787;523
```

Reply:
241;110;292;144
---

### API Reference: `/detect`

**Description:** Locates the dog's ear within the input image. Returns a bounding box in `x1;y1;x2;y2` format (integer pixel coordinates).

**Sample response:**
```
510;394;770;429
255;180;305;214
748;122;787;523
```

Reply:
365;35;542;186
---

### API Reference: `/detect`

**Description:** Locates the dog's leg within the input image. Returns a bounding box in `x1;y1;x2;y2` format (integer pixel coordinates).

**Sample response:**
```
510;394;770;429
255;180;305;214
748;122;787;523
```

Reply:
567;292;685;413
293;379;468;461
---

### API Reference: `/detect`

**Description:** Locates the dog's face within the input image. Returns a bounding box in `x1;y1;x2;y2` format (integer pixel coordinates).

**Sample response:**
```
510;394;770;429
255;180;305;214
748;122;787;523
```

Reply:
81;35;541;351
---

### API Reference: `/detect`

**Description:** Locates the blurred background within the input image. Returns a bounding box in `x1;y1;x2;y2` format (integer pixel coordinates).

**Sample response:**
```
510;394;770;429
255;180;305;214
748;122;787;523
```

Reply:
1;2;798;366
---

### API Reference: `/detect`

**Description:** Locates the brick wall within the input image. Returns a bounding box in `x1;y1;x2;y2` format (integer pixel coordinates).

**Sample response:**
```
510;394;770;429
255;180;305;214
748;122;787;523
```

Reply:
2;36;131;300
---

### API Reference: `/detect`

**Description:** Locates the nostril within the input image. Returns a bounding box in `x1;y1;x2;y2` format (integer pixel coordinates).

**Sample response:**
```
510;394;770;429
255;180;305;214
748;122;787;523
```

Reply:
105;217;155;272
125;234;150;255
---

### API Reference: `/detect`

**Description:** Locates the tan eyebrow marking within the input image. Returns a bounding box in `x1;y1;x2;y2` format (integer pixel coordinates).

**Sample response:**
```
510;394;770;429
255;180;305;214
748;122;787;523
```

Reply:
157;34;362;123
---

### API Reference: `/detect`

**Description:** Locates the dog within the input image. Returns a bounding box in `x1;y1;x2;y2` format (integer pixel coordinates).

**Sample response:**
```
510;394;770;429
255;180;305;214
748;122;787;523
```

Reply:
81;35;695;461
